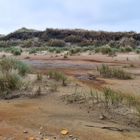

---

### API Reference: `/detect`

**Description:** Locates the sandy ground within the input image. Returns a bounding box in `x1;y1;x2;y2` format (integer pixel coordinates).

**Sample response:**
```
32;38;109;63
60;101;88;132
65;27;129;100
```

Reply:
21;52;140;96
0;94;140;140
0;52;140;140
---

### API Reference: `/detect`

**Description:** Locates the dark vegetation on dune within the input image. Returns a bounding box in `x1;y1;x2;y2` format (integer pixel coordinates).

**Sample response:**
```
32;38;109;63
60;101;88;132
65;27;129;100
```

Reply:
0;27;140;49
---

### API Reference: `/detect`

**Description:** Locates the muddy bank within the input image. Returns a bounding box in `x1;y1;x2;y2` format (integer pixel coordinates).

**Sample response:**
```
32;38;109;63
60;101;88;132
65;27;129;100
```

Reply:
23;59;97;70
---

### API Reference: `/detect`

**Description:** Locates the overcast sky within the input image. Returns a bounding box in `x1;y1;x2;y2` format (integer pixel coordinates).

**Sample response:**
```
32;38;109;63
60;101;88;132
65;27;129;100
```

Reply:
0;0;140;34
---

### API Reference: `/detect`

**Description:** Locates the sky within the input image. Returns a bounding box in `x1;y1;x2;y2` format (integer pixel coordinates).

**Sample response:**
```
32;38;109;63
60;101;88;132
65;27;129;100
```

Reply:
0;0;140;34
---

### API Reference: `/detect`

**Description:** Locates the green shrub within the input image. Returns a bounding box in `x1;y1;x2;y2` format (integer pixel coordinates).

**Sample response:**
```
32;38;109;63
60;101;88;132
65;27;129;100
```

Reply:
55;48;61;53
11;48;22;56
95;47;101;53
70;47;81;54
15;61;31;76
100;45;112;54
48;47;56;53
136;49;140;54
14;50;21;55
119;47;125;53
125;47;133;52
29;48;37;54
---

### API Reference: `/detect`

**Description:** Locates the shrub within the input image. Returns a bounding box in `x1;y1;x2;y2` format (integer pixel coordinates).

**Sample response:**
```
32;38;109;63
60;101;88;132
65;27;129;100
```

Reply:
136;49;140;54
29;47;48;54
95;45;116;55
70;47;81;54
65;35;82;43
100;45;112;54
22;40;33;48
0;41;8;48
55;48;61;53
29;48;37;54
48;47;56;53
125;47;133;52
79;40;92;46
11;48;22;56
95;47;101;53
108;50;116;57
15;61;31;76
47;39;65;47
0;58;17;72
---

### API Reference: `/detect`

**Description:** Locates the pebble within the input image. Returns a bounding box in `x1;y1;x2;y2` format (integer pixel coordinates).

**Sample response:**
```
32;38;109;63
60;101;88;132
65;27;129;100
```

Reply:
73;138;78;140
69;135;73;138
40;126;43;130
99;115;105;120
23;130;28;134
28;137;36;140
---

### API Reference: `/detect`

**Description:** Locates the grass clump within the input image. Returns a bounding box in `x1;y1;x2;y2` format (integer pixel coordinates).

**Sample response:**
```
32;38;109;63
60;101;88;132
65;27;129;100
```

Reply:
1;58;30;76
0;57;31;98
0;58;30;76
102;88;123;107
11;47;22;56
48;71;67;86
97;64;132;80
36;72;43;81
0;71;22;92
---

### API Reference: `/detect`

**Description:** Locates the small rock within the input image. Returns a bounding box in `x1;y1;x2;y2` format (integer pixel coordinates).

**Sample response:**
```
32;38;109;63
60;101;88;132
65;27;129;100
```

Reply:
73;138;78;140
99;115;105;120
61;129;69;135
23;130;28;134
40;126;43;130
28;137;36;140
69;135;73;138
